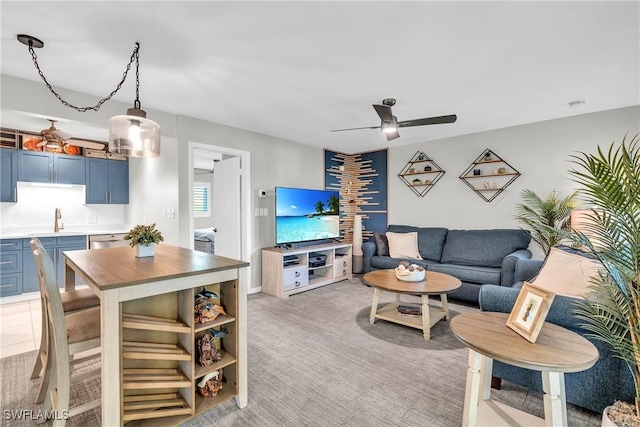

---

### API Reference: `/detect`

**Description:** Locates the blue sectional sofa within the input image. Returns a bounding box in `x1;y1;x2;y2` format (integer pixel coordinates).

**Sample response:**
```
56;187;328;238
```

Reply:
479;258;636;413
362;225;532;304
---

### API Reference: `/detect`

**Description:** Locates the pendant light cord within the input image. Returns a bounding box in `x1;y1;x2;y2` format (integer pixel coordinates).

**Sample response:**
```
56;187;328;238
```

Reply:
26;41;140;112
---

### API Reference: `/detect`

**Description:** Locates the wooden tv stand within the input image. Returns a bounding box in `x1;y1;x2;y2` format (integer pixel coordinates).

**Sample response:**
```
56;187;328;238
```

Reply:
261;242;353;298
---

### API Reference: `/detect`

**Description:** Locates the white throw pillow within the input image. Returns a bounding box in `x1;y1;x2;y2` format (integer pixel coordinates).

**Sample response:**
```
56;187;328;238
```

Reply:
385;231;422;259
533;247;603;298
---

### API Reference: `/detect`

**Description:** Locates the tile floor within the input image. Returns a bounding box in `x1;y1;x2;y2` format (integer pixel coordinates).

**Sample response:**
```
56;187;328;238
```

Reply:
0;298;42;358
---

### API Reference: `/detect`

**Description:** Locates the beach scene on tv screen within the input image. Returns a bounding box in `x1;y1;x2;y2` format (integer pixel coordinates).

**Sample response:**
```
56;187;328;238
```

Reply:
276;188;340;244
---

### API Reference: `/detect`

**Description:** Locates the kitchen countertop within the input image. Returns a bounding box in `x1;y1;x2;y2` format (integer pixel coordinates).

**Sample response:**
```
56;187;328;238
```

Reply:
0;225;133;239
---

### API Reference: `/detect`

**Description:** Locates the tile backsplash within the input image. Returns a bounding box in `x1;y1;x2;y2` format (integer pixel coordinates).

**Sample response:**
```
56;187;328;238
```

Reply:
0;182;125;229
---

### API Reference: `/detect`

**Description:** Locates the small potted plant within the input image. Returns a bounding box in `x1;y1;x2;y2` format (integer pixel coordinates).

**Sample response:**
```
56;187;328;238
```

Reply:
124;223;164;257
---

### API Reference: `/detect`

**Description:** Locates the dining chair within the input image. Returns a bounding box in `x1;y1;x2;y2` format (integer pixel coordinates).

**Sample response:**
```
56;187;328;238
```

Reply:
31;241;101;425
29;238;100;404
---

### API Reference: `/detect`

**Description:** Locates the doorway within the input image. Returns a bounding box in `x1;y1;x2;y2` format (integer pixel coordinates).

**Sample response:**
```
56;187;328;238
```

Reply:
188;142;251;268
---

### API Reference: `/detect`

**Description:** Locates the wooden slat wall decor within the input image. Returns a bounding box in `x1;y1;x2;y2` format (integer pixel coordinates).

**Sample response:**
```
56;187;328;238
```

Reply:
325;149;388;243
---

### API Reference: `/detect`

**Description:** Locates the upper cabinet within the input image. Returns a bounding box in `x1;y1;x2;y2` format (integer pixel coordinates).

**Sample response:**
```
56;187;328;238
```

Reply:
18;151;85;185
0;148;18;202
85;157;129;204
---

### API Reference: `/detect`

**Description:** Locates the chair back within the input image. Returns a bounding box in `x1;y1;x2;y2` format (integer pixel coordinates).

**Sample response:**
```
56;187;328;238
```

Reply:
30;240;70;379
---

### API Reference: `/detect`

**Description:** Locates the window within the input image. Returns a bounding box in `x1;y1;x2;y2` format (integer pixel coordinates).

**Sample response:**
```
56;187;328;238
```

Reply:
194;182;211;217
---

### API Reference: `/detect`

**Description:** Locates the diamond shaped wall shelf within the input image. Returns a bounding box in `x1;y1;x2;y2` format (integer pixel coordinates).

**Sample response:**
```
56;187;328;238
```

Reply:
398;151;445;197
459;149;521;202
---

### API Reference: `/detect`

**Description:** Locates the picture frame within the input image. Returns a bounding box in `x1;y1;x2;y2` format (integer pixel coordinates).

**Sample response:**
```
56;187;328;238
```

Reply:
506;282;555;343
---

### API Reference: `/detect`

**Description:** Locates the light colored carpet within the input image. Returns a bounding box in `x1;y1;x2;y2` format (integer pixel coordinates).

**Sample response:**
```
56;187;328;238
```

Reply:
1;277;600;426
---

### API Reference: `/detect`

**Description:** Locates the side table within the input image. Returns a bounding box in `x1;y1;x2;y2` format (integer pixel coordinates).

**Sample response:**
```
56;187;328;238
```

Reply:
450;311;598;427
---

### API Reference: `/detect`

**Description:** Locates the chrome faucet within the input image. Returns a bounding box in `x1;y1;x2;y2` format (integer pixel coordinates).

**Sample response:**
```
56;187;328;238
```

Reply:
54;208;64;232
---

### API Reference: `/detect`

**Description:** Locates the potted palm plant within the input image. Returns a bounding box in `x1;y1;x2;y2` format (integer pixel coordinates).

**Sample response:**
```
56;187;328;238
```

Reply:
124;223;164;257
567;134;640;425
515;188;579;256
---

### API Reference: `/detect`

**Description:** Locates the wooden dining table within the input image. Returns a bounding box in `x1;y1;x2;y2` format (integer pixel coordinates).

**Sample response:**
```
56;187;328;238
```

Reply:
63;244;250;426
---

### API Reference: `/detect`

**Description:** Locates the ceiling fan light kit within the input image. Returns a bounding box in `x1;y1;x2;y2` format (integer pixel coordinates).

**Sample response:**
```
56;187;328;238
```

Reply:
17;34;161;158
331;98;457;141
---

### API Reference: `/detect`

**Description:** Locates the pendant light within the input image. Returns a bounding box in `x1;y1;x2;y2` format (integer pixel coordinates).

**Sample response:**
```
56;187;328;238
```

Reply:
18;35;161;158
108;43;161;158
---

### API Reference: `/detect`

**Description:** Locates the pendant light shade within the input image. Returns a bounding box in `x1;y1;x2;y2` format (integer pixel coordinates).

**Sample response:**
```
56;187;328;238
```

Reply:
109;106;161;158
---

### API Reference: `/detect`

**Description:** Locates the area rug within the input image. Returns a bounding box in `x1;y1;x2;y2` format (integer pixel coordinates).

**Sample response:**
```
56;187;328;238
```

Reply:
0;277;601;426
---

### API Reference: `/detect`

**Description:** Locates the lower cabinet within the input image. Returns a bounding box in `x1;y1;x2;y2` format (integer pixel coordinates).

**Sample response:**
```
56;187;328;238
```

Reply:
22;236;87;293
120;278;239;424
262;242;353;298
0;239;23;297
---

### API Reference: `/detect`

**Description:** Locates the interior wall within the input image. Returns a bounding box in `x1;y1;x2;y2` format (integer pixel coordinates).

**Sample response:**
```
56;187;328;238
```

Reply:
387;105;640;259
175;115;325;291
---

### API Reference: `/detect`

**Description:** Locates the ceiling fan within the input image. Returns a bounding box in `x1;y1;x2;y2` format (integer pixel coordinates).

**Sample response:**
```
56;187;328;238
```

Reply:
35;119;106;151
331;98;457;141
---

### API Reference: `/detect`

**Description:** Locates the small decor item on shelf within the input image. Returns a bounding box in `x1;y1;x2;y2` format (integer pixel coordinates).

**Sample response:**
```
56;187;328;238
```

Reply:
483;180;495;189
194;297;227;324
197;370;224;397
473;169;481;175
484;152;492;161
395;261;425;282
412;179;422;186
124;223;164;257
409;168;417;173
396;304;421;316
498;167;507;174
197;332;223;367
417;153;427;161
424;165;432;172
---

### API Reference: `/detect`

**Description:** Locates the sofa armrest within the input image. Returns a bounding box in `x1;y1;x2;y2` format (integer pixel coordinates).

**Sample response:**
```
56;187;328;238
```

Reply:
479;284;584;331
362;241;377;273
500;249;532;287
515;259;543;283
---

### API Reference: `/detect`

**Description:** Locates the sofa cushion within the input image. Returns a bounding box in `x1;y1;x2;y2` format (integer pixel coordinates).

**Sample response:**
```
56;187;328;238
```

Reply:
387;225;448;262
386;232;422;259
373;233;389;256
440;229;531;268
370;256;436;271
429;263;501;285
532;245;603;298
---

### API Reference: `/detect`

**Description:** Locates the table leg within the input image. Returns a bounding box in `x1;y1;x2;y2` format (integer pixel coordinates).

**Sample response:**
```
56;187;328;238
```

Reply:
481;357;493;400
64;261;76;292
441;293;451;320
369;288;379;324
421;294;430;340
101;290;121;426
542;371;567;427
462;349;485;426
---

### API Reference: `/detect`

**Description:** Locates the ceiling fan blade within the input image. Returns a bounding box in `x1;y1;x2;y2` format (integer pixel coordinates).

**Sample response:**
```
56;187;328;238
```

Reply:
398;114;457;128
330;125;381;132
51;129;72;141
373;104;394;122
67;139;106;150
385;129;400;141
36;139;47;147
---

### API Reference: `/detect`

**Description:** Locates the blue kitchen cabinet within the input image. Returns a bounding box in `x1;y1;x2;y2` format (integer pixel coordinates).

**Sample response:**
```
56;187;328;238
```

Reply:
18;151;85;185
0;239;23;296
85;157;129;204
0;148;17;202
22;236;86;293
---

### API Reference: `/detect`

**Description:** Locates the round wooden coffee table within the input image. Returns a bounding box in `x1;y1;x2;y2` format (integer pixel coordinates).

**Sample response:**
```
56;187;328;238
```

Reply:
363;269;461;340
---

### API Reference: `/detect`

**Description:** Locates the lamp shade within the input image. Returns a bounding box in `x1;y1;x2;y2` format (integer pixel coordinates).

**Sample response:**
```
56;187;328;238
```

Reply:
108;108;161;158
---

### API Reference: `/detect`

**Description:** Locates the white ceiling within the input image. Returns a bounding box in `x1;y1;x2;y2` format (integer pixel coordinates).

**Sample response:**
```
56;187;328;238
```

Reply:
1;1;639;154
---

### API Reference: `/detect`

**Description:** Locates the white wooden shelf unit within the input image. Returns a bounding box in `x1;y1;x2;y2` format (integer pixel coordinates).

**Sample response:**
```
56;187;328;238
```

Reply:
261;242;353;298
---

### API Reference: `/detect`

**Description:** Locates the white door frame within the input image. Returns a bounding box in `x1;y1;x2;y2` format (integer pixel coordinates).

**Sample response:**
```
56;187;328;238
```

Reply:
188;141;251;271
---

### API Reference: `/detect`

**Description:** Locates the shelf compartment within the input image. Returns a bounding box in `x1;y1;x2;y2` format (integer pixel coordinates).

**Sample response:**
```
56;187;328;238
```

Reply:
123;341;191;361
123;368;191;389
122;313;191;334
194;351;237;380
123;393;192;422
194;387;237;416
194;314;236;333
398;151;445;197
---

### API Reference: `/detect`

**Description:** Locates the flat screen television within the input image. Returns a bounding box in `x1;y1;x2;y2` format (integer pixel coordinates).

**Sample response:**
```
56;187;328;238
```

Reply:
275;187;340;246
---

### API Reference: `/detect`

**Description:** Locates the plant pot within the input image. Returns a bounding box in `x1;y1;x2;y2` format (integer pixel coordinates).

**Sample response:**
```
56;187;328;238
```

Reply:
602;406;617;427
134;244;155;258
